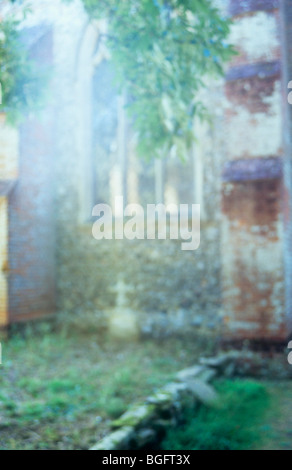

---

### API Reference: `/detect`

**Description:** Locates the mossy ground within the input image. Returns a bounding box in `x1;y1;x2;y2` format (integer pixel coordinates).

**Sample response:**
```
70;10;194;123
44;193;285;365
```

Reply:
0;326;210;450
1;325;291;450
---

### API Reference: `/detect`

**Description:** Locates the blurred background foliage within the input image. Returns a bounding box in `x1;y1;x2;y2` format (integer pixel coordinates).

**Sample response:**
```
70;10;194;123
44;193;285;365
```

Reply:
0;1;47;122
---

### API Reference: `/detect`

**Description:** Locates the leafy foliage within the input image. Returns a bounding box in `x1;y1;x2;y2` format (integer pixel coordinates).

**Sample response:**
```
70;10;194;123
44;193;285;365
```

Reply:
79;0;236;159
0;3;46;122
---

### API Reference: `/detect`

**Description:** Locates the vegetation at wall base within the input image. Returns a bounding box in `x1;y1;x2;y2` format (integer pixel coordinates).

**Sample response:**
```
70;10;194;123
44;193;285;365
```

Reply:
161;379;270;450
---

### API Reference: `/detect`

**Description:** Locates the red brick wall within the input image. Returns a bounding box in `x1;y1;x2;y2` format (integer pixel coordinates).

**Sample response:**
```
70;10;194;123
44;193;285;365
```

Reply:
221;0;286;343
8;26;56;323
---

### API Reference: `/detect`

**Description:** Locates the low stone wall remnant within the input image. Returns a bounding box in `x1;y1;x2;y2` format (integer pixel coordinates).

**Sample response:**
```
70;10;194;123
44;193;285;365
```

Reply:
90;350;292;450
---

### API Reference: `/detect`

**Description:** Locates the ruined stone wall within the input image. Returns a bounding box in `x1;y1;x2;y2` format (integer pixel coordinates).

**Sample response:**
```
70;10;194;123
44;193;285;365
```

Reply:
4;0;288;340
220;0;286;342
21;0;222;337
0;1;57;325
58;224;221;338
8;25;56;324
0;0;89;326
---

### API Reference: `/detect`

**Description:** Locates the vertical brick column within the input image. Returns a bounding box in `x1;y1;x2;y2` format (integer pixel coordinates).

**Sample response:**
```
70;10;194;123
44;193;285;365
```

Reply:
221;0;286;343
8;26;56;323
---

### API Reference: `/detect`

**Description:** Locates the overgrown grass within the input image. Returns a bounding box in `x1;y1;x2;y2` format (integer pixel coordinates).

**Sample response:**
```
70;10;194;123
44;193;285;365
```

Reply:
0;327;212;450
162;380;270;450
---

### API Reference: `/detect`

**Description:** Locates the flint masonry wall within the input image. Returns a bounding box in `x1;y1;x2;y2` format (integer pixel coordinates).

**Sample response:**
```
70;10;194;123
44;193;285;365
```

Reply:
58;224;221;338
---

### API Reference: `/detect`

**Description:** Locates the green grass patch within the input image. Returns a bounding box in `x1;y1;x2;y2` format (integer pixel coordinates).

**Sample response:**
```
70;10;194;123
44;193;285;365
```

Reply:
162;380;270;451
0;329;210;450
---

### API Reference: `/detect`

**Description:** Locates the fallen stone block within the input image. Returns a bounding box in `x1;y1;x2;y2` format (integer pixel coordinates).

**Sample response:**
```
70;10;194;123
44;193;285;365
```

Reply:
185;379;219;407
111;404;156;429
176;365;206;381
176;365;217;383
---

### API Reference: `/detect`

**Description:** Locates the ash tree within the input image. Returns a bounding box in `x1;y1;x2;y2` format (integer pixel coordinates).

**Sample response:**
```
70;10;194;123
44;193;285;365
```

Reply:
79;0;235;159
